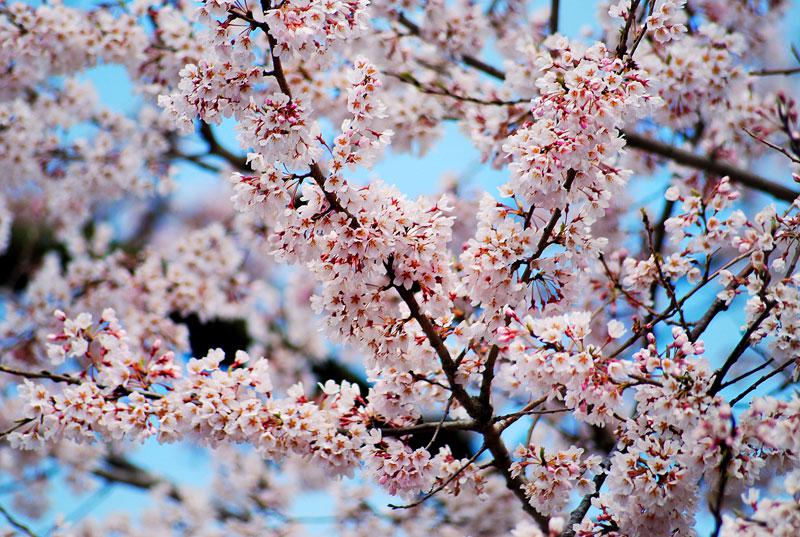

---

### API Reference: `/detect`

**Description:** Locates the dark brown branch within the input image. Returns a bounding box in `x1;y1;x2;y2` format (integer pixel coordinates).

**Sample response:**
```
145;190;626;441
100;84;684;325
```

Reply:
615;0;642;59
709;418;735;537
717;358;774;390
388;444;487;510
0;503;38;537
520;169;577;283
425;394;456;450
643;211;689;332
0;364;81;385
478;345;500;412
92;454;182;502
174;152;223;173
730;357;796;406
650;198;675;269
608;252;753;358
689;264;754;342
397;7;797;207
379;419;476;437
749;66;800;77
708;303;776;396
396;13;507;81
0;418;34;439
493;396;548;430
0;364;162;400
198;122;249;171
560;469;609;537
391;276;481;419
482;425;549;529
549;0;560;34
461;54;508;81
386;71;526;106
389;264;546;529
623;131;799;203
247;15;358;227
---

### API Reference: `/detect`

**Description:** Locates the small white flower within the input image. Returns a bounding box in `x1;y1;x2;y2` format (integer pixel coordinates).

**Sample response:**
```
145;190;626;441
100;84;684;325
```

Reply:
607;319;626;339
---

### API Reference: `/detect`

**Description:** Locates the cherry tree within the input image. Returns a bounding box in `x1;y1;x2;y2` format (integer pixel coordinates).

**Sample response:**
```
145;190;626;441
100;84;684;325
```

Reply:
1;0;800;535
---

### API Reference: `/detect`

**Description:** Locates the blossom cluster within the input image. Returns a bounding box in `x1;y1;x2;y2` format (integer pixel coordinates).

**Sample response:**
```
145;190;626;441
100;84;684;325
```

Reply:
503;36;657;218
511;444;602;516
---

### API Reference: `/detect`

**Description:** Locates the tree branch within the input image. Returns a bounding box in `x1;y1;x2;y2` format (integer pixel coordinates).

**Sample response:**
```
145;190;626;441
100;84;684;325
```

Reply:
396;10;797;206
688;264;754;342
388;443;487;510
730;357;796;406
549;0;560;34
560;469;609;537
623;131;799;203
0;503;38;537
379;419;476;438
0;364;163;400
708;303;776;396
198;122;249;171
482;424;549;529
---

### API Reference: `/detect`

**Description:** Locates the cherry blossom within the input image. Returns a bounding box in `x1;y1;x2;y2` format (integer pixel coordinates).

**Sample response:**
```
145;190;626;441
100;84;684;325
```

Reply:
2;0;800;535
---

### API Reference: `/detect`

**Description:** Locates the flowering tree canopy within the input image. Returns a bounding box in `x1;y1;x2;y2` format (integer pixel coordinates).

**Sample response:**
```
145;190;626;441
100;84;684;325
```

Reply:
2;0;800;535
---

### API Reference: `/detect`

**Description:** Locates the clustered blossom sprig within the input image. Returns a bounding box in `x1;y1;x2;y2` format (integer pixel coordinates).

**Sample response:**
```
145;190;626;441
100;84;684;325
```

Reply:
608;0;688;45
12;311;493;502
497;308;634;426
237;92;323;170
503;36;657;218
14;311;380;473
511;444;602;516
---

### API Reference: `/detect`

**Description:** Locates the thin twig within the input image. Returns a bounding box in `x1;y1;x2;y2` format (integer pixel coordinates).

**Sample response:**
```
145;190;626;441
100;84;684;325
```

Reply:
749;66;800;77
425;394;456;450
0;503;39;537
717;358;774;390
730;357;796;406
0;365;162;400
0;418;34;439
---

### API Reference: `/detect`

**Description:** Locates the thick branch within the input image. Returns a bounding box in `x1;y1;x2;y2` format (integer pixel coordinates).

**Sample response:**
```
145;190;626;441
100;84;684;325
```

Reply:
92;454;182;502
389;265;545;529
390;276;481;418
379;419;476;437
478;345;499;414
549;0;560;34
198;122;249;171
623;131;799;203
482;425;549;529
